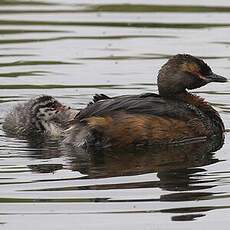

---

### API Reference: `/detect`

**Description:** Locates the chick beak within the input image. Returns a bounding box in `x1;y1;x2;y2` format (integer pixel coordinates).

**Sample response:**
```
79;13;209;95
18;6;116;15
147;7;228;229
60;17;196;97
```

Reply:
205;73;228;83
56;103;69;112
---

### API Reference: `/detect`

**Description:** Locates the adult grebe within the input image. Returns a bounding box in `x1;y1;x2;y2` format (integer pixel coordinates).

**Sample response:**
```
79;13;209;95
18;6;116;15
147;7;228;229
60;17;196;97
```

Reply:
65;54;227;149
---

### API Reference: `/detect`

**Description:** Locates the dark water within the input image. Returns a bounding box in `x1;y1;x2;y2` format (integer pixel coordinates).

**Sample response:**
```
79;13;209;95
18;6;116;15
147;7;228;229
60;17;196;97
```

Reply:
0;0;230;229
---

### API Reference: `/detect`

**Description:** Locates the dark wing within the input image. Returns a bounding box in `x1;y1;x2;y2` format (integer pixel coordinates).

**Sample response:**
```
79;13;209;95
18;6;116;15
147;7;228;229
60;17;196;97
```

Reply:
90;93;158;104
93;94;111;103
87;94;112;106
77;93;196;122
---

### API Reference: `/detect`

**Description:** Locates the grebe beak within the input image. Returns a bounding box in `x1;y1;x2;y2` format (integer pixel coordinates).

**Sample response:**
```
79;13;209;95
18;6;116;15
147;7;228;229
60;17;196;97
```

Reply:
206;73;228;83
56;103;69;112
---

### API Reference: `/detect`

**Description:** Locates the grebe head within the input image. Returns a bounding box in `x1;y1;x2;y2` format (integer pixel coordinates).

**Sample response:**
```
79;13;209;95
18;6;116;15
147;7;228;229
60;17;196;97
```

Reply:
31;95;70;131
157;54;227;97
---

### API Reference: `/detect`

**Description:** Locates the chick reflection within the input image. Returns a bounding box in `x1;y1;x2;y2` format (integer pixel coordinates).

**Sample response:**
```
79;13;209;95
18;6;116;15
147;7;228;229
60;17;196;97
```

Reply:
67;140;221;179
27;137;63;159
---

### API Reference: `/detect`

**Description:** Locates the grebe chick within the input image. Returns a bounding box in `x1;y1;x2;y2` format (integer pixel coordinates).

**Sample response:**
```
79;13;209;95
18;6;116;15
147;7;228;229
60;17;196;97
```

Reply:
3;95;76;138
65;54;227;150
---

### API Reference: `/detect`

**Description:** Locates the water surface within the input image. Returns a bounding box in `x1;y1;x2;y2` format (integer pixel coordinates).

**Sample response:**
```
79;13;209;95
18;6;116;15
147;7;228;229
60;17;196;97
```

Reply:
0;0;230;229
